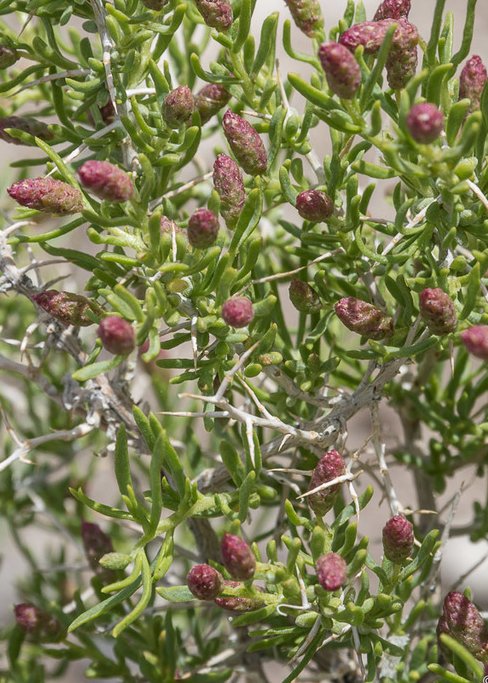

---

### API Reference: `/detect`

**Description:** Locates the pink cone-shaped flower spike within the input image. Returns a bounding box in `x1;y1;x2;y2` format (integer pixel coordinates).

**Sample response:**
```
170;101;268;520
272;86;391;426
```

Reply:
339;18;419;90
188;208;219;248
162;86;195;128
461;326;488;360
8;177;83;215
32;290;96;327
222;111;267;176
437;592;488;661
222;297;254;328
460;55;488;111
335;297;394;339
187;564;224;599
316;553;347;591
289;279;322;314
98;316;135;355
78;160;134;202
374;0;411;21
284;0;323;38
213;154;246;228
318;42;362;99
308;450;346;516
382;514;414;564
195;84;231;124
419;288;457;334
194;0;233;31
296;189;334;221
221;533;256;580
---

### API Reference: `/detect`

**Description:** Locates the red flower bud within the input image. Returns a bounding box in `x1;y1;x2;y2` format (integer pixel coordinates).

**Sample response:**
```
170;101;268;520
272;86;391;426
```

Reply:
14;604;63;642
162;86;195;128
213;154;246;228
374;0;411;21
461;325;488;360
142;0;167;8
221;296;254;328
296;189;334;221
335;297;393;340
98;316;135;355
406;103;444;143
0;116;54;145
284;0;323;38
0;44;18;69
382;514;414;564
7;177;84;215
188;208;219;248
316;553;347;591
32;290;96;327
289;279;322;314
222;111;267;176
340;18;419;90
318;42;362;99
194;0;233;31
187;564;224;600
81;521;114;577
78;160;134;202
437;592;488;661
195;84;232;124
460;55;488;111
419;288;457;334
307;450;346;516
214;581;263;612
221;533;256;580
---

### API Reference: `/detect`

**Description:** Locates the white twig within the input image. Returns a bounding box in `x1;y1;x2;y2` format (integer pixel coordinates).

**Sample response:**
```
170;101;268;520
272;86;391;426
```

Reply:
466;179;488;211
0;423;93;473
370;401;401;515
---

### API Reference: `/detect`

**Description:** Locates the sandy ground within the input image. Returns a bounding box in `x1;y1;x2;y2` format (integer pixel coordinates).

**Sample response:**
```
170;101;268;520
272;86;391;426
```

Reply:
1;1;488;681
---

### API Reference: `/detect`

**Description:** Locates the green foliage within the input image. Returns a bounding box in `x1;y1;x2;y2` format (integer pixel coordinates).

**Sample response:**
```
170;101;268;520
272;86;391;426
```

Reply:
0;0;487;681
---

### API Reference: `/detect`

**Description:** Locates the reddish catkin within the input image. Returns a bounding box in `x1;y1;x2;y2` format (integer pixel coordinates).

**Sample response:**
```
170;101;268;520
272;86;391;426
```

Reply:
460;325;488;360
222;111;267;176
194;0;233;31
213;154;246;228
335;297;394;340
187;564;223;599
78;160;134;202
284;0;323;38
374;0;411;21
437;592;488;662
187;208;219;248
195;84;231;124
32;290;95;327
307;450;346;516
318;42;362;99
221;533;256;580
460;55;488;111
7;177;84;215
316;553;347;591
419;288;457;334
382;515;414;564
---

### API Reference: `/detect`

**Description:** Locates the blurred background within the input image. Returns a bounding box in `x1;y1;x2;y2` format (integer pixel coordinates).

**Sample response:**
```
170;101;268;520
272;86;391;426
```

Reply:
1;1;487;680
